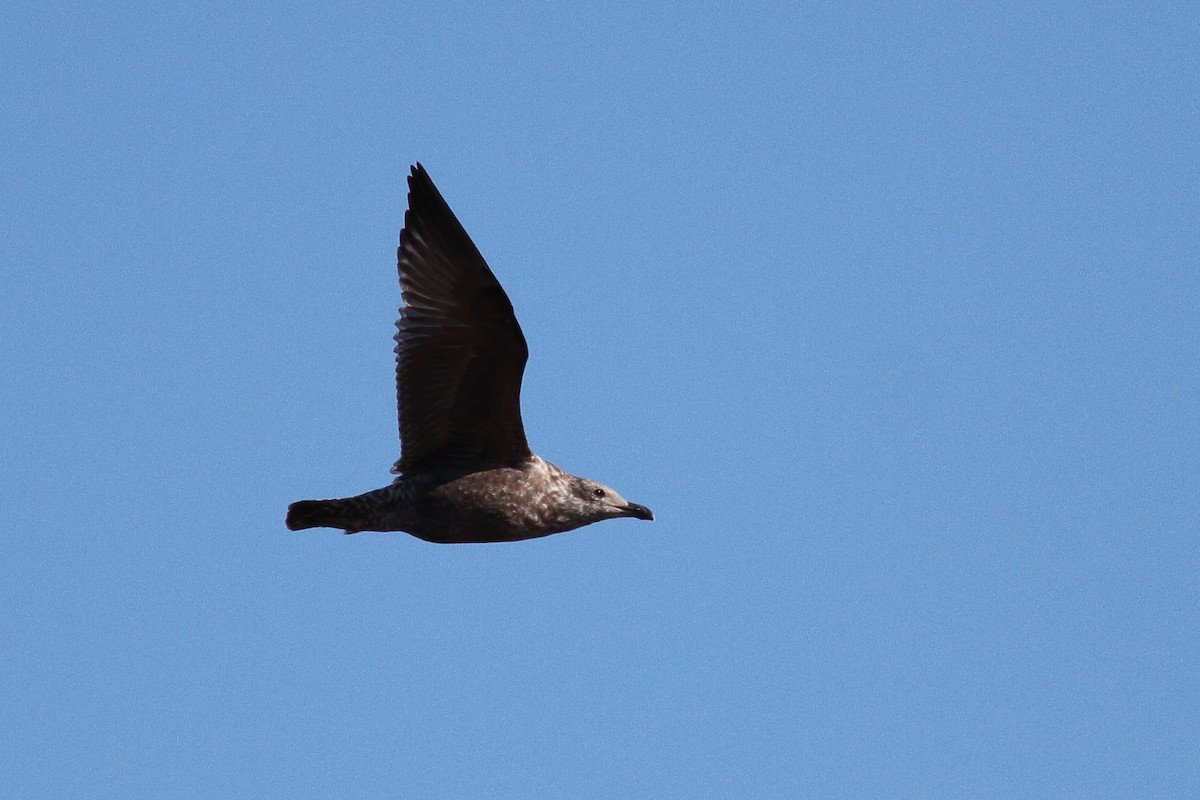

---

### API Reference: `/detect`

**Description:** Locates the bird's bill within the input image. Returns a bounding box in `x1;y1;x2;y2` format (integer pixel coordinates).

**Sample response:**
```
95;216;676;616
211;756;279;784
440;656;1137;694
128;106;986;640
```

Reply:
622;502;654;521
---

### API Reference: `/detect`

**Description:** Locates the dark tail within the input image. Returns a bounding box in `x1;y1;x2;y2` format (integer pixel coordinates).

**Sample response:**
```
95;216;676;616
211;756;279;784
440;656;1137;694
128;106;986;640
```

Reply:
286;498;361;532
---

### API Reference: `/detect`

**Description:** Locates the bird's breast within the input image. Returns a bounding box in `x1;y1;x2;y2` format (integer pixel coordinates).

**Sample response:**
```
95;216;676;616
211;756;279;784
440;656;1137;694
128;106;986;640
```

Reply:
408;465;561;543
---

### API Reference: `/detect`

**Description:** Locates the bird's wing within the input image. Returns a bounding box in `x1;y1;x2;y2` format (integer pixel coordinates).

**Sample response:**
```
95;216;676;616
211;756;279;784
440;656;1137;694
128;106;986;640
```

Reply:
391;163;532;473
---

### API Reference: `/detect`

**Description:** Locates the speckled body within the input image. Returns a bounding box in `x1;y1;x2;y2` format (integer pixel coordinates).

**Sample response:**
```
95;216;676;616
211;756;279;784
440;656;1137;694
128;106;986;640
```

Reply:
287;456;647;544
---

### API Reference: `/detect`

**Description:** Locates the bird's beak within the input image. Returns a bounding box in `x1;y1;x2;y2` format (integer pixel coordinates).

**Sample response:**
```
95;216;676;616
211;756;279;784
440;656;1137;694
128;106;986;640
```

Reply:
622;502;654;521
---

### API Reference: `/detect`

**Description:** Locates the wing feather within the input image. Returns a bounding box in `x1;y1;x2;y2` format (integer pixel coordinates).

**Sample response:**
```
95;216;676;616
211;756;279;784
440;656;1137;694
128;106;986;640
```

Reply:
391;164;531;473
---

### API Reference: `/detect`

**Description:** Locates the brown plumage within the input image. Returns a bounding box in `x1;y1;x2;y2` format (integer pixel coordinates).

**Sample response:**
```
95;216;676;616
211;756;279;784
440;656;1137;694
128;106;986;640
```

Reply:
286;164;653;543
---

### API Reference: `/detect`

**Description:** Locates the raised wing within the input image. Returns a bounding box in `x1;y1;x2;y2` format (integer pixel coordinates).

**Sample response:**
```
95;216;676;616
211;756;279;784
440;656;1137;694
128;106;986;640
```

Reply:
391;164;532;473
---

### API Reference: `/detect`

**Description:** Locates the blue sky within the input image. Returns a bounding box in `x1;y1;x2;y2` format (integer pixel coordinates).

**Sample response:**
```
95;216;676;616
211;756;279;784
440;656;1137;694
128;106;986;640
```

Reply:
2;2;1197;797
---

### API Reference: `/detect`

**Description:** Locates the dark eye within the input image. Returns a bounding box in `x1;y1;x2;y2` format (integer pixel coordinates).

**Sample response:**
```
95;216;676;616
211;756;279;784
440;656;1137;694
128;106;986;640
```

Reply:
592;488;606;498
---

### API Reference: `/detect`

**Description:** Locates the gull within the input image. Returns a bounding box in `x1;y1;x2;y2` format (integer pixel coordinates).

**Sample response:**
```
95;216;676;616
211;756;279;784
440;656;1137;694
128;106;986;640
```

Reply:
286;164;653;543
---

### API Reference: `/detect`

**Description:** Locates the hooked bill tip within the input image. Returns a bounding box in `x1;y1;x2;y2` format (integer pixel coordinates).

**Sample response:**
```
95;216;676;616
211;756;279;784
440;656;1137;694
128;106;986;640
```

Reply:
624;502;654;521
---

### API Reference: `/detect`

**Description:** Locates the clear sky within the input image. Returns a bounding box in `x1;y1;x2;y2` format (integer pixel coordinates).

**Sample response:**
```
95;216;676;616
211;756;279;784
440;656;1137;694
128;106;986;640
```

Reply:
2;2;1197;797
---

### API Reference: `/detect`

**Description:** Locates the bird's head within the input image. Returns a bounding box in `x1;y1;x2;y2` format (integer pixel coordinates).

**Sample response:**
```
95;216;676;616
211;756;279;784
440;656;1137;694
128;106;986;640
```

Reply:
568;476;655;524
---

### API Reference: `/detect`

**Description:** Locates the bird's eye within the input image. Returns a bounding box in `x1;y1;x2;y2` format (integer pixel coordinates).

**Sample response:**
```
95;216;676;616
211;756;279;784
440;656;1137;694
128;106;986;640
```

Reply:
593;488;606;498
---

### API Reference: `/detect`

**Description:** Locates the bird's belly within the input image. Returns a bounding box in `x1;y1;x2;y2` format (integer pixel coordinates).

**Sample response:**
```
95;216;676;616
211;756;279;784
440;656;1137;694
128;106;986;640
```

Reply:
407;469;555;544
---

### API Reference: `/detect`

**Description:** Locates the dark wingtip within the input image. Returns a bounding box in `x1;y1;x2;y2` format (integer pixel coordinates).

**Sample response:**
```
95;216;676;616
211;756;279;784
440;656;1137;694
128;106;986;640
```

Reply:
406;163;427;194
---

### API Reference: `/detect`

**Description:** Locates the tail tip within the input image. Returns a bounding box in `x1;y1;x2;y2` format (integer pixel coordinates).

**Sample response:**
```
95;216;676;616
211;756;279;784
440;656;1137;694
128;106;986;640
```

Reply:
285;500;325;531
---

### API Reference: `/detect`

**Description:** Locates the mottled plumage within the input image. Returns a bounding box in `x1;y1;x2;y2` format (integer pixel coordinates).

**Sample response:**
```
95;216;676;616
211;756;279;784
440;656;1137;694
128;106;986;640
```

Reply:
286;164;653;543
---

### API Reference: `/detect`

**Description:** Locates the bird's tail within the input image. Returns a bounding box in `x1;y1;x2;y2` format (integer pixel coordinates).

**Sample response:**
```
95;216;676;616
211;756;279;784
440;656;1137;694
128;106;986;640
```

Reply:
286;498;362;533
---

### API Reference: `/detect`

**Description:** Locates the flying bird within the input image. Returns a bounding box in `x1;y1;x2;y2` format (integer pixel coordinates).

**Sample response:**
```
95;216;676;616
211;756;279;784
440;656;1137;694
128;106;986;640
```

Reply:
286;164;654;543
